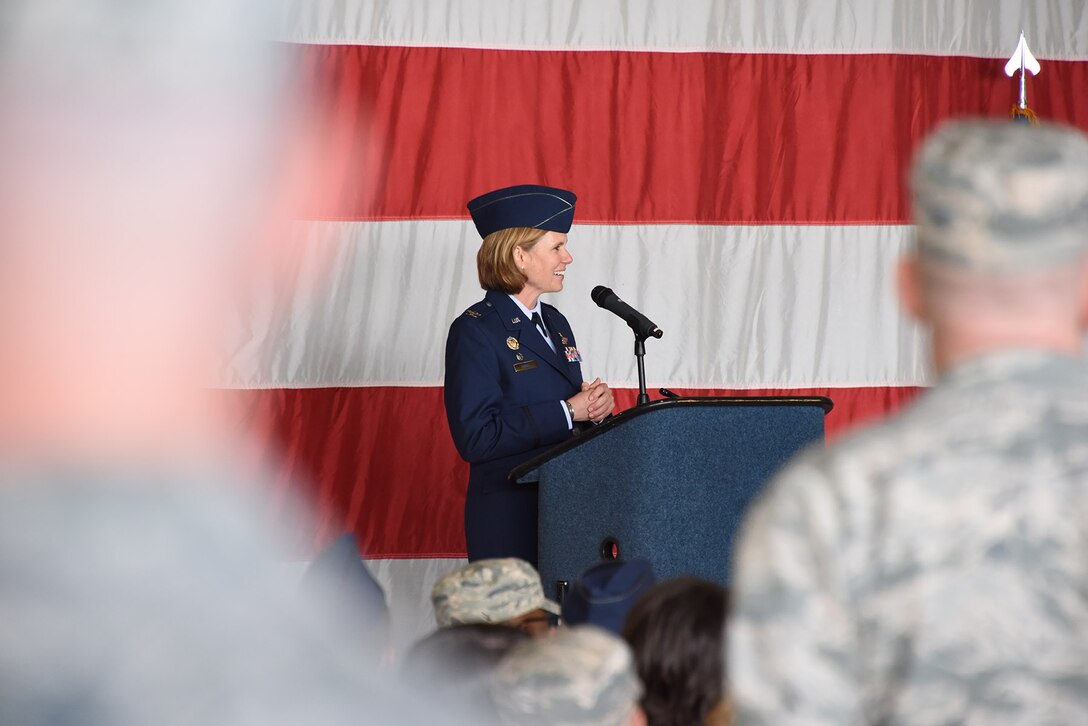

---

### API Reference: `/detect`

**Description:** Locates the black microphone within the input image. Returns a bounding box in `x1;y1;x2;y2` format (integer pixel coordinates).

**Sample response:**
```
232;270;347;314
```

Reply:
591;285;663;339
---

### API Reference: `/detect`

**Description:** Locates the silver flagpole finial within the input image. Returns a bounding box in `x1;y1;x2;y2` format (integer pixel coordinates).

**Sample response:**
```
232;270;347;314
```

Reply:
1004;30;1041;113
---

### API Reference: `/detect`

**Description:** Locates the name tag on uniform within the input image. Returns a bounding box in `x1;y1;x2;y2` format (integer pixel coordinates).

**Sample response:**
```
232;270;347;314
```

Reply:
513;360;537;373
563;346;582;363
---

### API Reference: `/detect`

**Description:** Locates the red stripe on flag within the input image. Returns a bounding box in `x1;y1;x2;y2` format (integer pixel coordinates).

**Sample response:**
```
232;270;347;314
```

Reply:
235;384;922;557
292;45;1088;224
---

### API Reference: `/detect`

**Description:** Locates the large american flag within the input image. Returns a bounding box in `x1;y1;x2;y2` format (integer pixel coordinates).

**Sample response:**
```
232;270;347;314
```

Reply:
233;1;1088;647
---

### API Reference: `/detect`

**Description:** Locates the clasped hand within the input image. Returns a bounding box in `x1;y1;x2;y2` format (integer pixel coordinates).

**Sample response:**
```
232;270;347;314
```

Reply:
568;377;614;423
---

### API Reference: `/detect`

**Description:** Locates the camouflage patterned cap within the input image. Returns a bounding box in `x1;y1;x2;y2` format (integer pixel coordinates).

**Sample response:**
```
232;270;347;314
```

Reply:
432;558;560;628
911;119;1088;271
491;625;642;726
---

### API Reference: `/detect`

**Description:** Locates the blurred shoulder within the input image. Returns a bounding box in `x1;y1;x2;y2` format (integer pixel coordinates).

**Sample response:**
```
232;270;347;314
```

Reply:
743;407;926;543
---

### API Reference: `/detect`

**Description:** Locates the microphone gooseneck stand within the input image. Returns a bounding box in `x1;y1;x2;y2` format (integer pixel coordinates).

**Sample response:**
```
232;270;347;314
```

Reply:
634;333;650;406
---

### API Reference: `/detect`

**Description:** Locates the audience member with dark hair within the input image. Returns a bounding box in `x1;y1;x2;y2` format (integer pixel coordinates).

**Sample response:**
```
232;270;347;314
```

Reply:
402;624;528;722
623;578;728;726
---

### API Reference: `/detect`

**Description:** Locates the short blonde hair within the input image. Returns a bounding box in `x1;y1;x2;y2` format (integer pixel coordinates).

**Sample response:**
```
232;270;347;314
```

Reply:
477;226;546;294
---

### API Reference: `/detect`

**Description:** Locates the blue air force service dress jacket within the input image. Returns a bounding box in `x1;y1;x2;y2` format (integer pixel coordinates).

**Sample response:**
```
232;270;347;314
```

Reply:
444;289;585;565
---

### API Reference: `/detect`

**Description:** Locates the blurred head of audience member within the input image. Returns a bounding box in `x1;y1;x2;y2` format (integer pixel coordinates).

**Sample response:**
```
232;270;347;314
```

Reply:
900;120;1088;372
623;578;728;726
432;558;559;636
299;533;391;666
401;623;528;722
492;625;645;726
562;559;656;635
0;0;296;463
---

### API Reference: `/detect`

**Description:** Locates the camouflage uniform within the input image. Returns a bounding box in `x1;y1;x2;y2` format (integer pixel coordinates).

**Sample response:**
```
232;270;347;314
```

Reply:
491;625;642;726
730;121;1088;725
432;557;561;628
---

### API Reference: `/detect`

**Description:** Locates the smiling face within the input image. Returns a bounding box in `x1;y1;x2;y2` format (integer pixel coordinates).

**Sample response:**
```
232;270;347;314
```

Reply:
515;231;573;299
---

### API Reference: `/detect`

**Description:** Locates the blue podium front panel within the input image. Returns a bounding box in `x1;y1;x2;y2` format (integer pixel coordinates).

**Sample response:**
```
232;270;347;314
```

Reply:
529;401;826;599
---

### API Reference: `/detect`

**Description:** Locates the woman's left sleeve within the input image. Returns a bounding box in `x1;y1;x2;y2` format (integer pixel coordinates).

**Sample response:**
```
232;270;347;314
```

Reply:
444;318;571;464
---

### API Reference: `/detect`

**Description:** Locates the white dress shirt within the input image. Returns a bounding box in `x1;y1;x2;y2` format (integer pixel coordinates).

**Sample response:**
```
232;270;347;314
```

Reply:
509;294;572;429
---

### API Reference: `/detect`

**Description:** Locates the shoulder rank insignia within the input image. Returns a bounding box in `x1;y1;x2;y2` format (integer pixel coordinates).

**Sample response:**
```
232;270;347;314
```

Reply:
506;337;520;350
463;308;481;318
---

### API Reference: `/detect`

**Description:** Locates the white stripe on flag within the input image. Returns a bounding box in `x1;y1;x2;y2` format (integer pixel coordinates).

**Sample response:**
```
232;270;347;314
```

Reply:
277;0;1088;60
226;221;930;390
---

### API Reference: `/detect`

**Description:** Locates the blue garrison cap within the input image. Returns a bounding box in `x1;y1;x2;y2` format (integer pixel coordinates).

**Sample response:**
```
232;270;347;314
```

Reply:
300;533;388;631
467;184;577;239
561;559;656;635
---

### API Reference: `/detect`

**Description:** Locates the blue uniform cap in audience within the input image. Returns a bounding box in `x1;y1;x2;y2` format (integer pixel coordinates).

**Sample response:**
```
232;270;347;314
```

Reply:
561;559;656;635
467;184;577;239
301;533;388;623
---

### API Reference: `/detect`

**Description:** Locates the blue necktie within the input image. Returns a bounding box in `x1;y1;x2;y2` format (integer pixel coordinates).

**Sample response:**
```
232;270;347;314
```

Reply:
532;312;555;353
531;312;549;341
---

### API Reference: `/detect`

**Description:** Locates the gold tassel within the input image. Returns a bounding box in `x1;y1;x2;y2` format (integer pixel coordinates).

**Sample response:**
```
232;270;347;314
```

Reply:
1010;105;1038;125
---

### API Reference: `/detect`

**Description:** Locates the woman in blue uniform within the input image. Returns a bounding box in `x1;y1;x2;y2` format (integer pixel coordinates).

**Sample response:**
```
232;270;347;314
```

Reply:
444;184;614;565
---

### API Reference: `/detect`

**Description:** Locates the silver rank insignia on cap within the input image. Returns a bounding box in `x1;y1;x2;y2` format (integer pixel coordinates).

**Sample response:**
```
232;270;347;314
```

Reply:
506;337;520;350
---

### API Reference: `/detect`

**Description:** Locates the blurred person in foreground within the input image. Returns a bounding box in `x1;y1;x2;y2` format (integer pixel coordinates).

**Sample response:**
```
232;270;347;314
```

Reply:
431;557;559;636
623;578;729;726
401;623;529;722
730;119;1088;724
0;1;450;724
491;625;646;726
